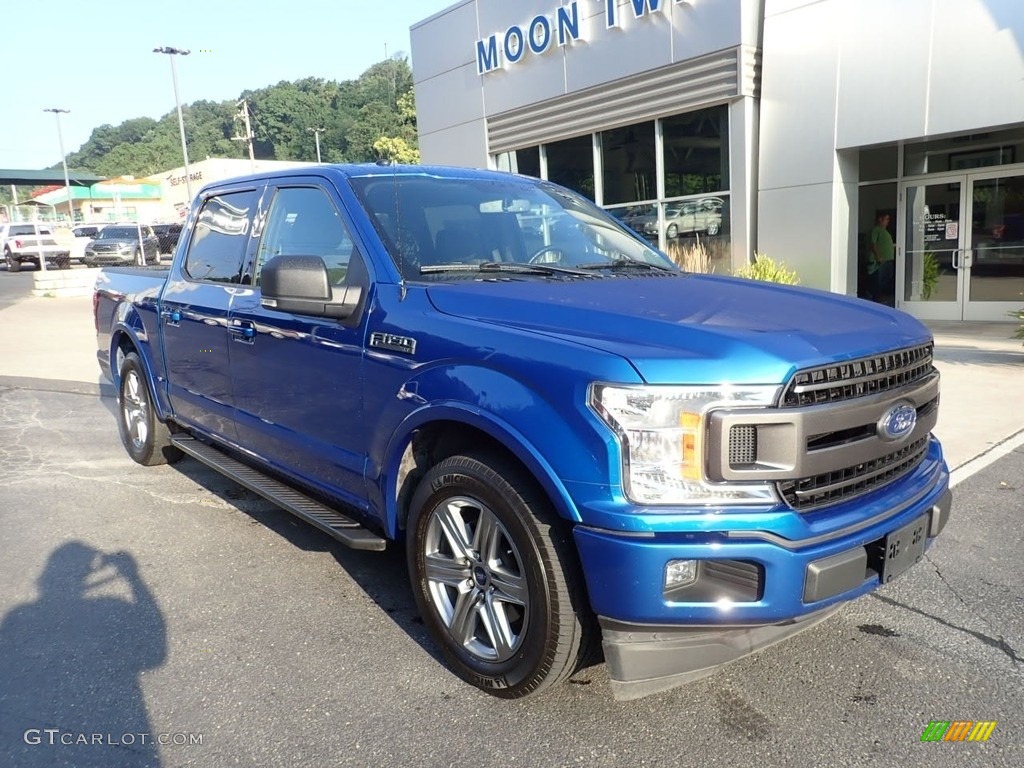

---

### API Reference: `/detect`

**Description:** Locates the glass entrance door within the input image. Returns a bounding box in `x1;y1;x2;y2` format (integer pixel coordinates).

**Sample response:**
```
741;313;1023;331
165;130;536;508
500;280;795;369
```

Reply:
899;170;1024;321
964;170;1024;321
899;176;967;321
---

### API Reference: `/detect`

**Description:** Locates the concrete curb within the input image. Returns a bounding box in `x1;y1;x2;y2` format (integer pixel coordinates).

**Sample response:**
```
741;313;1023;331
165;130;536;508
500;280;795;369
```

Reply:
30;267;102;298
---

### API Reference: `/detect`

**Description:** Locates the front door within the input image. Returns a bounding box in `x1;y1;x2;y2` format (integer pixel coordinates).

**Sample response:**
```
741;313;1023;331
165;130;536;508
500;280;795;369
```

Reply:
899;169;1024;321
963;169;1024;321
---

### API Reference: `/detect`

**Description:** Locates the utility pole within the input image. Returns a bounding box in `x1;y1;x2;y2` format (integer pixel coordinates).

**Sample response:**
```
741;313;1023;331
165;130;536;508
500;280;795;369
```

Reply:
307;127;325;163
232;100;256;173
153;47;193;201
43;108;73;224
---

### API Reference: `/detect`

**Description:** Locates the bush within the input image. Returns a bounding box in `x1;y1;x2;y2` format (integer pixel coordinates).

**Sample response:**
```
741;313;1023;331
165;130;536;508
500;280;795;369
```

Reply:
1011;307;1024;344
733;253;801;285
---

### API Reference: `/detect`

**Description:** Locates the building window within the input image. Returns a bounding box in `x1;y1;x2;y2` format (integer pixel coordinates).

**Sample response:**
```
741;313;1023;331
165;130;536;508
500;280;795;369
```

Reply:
857;183;897;306
904;127;1024;176
860;146;898;182
496;147;541;178
545;135;595;200
601;121;655;206
662;106;729;198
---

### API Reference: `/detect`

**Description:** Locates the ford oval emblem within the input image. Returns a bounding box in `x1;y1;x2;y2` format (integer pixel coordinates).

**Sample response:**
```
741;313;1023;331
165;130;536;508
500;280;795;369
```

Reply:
878;402;917;442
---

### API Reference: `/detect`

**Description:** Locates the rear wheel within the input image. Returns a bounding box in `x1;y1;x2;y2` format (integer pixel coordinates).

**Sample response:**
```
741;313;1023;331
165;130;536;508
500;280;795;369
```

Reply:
6;249;20;272
117;352;183;466
407;452;594;698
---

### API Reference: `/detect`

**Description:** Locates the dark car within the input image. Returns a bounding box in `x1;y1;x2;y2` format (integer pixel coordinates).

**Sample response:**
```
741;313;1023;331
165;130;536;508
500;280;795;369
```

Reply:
151;223;183;255
83;225;160;267
72;225;105;239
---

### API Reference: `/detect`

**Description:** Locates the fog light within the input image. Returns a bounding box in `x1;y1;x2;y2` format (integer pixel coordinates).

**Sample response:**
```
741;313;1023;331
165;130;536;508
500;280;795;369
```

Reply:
665;559;698;588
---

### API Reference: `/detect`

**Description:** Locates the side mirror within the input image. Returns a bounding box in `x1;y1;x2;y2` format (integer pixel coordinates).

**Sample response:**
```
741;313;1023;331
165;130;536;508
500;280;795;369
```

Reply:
260;254;363;320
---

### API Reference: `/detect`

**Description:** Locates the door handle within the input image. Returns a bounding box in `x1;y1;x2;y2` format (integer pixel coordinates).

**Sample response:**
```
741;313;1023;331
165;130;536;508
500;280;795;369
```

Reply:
160;308;181;326
228;320;256;344
951;250;961;270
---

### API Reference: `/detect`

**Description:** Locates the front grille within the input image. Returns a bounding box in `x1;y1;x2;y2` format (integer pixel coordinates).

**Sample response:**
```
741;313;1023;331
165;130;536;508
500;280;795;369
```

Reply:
777;437;929;511
782;344;934;407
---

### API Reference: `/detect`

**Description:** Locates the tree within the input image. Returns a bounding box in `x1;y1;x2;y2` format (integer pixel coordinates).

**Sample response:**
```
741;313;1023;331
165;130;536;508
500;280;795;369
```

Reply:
42;54;421;178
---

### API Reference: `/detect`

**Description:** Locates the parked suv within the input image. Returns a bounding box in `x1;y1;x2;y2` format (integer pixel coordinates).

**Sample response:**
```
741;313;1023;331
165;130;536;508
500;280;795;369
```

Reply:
150;223;183;256
83;224;160;267
1;223;72;271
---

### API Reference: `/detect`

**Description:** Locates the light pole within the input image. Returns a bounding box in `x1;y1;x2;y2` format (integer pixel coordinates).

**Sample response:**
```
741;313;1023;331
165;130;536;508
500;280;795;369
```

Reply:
308;127;325;163
153;46;193;202
43;108;73;224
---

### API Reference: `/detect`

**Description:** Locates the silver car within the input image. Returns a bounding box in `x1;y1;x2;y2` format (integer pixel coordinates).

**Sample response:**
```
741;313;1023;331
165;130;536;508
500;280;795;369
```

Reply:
83;224;161;267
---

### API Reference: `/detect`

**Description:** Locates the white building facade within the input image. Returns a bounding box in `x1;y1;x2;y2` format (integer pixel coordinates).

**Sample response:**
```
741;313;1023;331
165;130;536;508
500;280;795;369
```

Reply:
411;0;1024;322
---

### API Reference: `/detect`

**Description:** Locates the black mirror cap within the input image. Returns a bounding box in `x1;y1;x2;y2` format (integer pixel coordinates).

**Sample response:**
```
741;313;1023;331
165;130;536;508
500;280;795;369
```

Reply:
260;254;364;321
262;255;330;301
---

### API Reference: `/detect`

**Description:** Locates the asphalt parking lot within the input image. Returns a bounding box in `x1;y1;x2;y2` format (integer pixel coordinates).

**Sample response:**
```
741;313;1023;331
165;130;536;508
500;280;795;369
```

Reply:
0;268;1022;767
0;391;1021;768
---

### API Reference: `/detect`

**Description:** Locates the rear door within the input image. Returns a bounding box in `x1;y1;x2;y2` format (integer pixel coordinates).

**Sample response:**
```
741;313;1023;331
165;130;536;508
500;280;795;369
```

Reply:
227;178;373;506
160;183;264;443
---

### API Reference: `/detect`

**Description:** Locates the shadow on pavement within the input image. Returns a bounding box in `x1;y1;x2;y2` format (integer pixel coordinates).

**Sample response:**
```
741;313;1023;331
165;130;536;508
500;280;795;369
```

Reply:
0;543;166;767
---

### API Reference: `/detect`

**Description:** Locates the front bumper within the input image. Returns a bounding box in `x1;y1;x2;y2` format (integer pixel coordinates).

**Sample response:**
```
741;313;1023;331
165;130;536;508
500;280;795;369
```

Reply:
572;448;951;698
84;253;135;266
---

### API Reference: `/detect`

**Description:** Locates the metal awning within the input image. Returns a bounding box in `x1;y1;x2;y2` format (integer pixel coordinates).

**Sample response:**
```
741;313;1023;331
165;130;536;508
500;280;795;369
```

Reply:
0;169;106;186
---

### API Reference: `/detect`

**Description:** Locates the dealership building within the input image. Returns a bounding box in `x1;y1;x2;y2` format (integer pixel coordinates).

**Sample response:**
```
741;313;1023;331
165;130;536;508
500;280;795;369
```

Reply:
411;0;1024;322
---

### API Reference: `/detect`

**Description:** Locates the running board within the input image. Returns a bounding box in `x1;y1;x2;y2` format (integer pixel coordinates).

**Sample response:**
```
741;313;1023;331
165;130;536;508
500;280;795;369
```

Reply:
170;436;386;551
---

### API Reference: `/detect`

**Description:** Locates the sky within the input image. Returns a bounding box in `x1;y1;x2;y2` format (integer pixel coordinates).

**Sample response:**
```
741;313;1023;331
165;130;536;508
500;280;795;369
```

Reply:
0;0;457;171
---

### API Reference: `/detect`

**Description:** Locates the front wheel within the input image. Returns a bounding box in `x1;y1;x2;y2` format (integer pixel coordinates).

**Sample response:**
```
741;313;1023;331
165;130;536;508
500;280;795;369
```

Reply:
407;453;594;698
117;352;183;466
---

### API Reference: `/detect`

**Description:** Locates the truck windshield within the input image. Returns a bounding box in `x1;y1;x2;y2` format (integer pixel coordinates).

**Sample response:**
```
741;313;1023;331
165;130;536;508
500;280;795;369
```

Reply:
348;174;674;280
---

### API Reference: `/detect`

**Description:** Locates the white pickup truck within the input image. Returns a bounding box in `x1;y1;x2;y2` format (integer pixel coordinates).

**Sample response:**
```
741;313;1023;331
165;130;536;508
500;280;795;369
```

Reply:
1;223;72;271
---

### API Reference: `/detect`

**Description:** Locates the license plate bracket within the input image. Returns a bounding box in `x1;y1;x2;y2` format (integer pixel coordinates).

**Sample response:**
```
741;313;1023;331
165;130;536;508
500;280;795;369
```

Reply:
879;514;928;584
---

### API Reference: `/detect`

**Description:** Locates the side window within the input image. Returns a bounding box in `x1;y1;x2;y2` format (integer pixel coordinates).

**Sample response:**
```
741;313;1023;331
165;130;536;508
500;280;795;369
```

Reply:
184;189;258;283
255;186;357;287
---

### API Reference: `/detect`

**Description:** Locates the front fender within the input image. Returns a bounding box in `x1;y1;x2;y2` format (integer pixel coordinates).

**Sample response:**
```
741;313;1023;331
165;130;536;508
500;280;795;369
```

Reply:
368;364;611;539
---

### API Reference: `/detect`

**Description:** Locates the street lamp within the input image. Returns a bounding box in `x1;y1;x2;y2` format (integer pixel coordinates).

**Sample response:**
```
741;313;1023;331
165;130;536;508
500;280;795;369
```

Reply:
308;127;325;163
153;46;193;202
43;108;73;224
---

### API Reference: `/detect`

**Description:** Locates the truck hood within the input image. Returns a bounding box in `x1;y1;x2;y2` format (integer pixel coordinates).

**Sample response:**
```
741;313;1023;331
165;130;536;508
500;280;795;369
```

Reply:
425;274;932;385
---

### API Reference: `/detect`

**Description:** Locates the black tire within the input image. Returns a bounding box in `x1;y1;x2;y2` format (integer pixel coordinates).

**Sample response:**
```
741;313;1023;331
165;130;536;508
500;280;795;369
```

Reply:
407;452;594;699
56;256;71;270
117;352;183;466
6;250;20;273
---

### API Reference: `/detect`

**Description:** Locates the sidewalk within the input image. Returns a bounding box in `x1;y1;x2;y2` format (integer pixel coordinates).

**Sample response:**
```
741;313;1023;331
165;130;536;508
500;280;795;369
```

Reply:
0;294;1022;472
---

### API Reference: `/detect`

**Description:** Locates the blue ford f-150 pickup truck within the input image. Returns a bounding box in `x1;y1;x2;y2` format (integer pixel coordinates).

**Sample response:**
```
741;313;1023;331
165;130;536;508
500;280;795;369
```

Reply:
94;164;951;700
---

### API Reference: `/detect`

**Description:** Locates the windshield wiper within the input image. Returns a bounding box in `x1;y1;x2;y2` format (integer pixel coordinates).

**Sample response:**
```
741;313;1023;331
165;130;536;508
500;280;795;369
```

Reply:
420;261;595;277
577;259;675;272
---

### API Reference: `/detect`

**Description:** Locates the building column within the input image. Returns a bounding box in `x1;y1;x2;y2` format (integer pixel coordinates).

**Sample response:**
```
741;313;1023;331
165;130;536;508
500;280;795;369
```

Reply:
728;96;759;272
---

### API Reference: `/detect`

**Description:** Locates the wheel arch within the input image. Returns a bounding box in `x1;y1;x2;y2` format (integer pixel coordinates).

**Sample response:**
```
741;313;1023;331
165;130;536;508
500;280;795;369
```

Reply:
380;407;583;541
108;323;171;422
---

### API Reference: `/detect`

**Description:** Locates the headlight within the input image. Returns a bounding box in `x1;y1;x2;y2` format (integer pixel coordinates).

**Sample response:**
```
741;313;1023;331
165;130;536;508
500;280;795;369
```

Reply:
590;384;780;506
